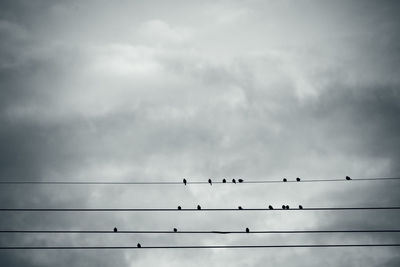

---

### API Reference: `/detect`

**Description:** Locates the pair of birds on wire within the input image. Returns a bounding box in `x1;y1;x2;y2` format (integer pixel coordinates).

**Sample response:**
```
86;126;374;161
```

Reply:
267;205;303;210
177;205;202;210
282;177;301;182
182;178;243;185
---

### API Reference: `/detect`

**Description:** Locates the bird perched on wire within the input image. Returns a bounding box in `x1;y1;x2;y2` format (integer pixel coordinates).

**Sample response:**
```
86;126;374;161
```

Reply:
246;228;250;233
283;178;287;182
346;176;351;180
113;227;118;232
299;205;303;209
268;205;273;210
232;179;236;184
238;206;243;210
197;205;201;210
296;177;301;182
222;178;226;183
282;205;286;209
285;205;289;209
137;243;141;248
208;179;212;185
183;178;187;185
238;179;244;183
173;228;178;232
177;206;182;210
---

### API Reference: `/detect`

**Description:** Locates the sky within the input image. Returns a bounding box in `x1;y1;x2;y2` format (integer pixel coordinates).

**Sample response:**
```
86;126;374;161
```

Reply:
0;0;400;266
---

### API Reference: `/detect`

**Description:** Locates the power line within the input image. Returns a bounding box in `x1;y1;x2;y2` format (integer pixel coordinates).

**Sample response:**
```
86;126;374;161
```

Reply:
1;244;399;250
1;229;399;234
0;207;399;212
0;177;399;185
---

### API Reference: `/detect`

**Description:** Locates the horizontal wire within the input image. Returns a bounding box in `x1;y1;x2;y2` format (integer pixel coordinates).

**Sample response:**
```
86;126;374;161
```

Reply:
1;244;400;249
0;177;399;185
1;230;399;234
0;207;399;212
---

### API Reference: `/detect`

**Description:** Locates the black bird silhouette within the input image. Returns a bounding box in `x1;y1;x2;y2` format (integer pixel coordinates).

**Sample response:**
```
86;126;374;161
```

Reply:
137;243;141;248
177;206;182;210
246;228;250;233
282;205;286;209
113;227;118;232
197;205;201;210
173;228;178;232
268;205;273;210
285;205;289;209
183;179;187;185
208;179;212;185
283;178;287;182
346;176;351;180
222;178;226;183
299;205;303;209
238;206;243;210
238;179;244;183
296;177;301;182
232;179;236;184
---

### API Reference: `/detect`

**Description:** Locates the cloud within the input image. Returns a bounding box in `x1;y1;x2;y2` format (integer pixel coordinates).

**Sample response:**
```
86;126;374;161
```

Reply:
0;0;400;266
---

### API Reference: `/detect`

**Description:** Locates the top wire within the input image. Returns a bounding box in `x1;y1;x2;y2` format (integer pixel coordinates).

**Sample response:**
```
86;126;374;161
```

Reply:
0;177;399;185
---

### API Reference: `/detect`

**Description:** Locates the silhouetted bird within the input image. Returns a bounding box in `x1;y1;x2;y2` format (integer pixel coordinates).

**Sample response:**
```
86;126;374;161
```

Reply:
113;227;118;232
197;205;201;210
285;205;289;209
246;228;250;233
177;206;182;210
208;179;212;185
346;176;351;180
173;228;178;232
299;205;303;209
238;179;244;183
268;205;273;210
296;177;301;182
137;243;141;248
283;178;287;182
222;178;226;183
282;205;286;209
232;179;236;183
238;206;243;210
183;179;187;185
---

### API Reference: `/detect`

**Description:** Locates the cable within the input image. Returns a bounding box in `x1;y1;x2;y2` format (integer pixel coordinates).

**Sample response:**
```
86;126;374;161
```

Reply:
1;230;399;234
1;244;399;249
0;177;399;185
0;207;399;212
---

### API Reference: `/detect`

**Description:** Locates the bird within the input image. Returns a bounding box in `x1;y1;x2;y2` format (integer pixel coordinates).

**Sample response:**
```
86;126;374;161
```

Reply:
268;205;273;210
222;178;226;183
197;205;201;210
246;228;250;233
283;178;287;182
113;227;118;232
173;228;178;232
208;179;212;185
285;205;289;209
346;176;351;180
183;178;187;185
296;177;301;182
238;179;244;183
299;205;303;209
137;243;141;248
282;205;286;209
232;179;236;183
177;206;182;210
238;206;243;210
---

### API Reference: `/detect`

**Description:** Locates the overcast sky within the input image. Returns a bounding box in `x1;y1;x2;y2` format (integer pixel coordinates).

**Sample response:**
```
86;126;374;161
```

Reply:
1;0;400;266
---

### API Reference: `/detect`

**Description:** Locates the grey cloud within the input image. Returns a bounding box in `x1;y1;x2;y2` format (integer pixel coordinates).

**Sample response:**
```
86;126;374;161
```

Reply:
1;0;400;266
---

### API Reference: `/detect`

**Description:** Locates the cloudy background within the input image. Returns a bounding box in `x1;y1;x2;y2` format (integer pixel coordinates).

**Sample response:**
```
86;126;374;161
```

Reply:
1;0;400;266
